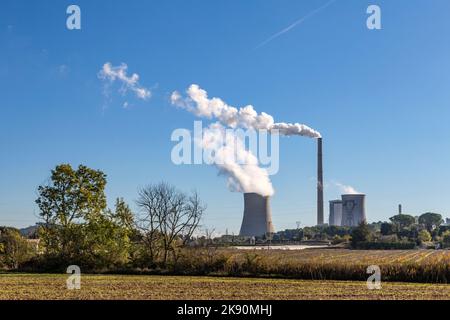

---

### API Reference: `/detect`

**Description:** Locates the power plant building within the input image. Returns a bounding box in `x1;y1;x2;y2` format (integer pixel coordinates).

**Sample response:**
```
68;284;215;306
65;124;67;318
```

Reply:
329;194;367;227
341;194;366;227
239;193;275;237
236;136;368;233
329;200;343;226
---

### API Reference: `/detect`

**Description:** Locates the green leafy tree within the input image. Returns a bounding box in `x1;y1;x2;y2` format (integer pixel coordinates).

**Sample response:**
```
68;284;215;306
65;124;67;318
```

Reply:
87;198;136;267
380;222;394;235
112;198;135;230
35;164;134;269
0;227;36;269
389;214;416;231
350;221;371;248
442;230;450;248
417;229;432;244
418;212;443;232
82;200;134;268
36;164;107;258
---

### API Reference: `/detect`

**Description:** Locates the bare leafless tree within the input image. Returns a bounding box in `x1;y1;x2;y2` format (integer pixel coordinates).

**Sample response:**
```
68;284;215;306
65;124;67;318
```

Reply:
136;186;162;264
204;227;216;247
201;227;218;266
136;182;205;266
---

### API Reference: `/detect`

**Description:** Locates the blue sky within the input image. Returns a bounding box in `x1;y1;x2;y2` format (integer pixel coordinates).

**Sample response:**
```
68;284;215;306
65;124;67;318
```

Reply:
1;0;450;233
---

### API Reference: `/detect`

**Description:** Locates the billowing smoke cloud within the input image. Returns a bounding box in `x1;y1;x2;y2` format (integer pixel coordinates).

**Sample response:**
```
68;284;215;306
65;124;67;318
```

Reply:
171;84;321;196
201;123;274;196
171;84;321;138
98;62;151;101
334;182;360;195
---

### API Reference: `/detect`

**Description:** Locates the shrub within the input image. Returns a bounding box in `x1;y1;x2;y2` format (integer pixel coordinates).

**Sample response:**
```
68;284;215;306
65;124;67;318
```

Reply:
350;221;371;248
418;230;432;244
0;227;36;270
442;231;450;248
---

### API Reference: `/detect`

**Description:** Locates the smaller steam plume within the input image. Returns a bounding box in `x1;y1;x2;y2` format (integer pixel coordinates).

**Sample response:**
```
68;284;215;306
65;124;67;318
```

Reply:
334;182;361;195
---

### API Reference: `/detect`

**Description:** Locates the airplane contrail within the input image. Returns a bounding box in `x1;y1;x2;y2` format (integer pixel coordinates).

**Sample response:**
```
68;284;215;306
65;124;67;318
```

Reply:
255;0;337;49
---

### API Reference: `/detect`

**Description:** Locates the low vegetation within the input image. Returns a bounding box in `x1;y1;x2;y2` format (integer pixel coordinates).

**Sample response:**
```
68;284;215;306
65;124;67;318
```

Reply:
168;248;450;283
273;213;450;249
0;227;35;269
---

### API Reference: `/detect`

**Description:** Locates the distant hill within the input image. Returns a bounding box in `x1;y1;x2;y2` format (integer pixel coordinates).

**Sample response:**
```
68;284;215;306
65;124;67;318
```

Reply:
19;224;39;238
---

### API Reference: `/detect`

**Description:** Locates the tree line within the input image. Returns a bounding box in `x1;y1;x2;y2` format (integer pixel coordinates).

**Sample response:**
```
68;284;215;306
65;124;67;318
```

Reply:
274;212;450;249
2;163;450;272
1;164;205;271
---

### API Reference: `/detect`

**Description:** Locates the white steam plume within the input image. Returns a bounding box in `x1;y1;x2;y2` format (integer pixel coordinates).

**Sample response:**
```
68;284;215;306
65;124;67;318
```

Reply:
201;123;274;196
171;84;320;196
171;84;321;138
334;182;360;195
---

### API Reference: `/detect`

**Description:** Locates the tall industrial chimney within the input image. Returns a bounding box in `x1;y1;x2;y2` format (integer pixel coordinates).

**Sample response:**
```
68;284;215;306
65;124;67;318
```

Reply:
317;138;324;225
239;193;275;237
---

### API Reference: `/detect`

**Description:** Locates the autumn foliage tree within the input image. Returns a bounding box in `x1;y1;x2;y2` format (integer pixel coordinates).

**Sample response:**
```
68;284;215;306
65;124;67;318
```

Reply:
0;227;35;269
35;164;134;269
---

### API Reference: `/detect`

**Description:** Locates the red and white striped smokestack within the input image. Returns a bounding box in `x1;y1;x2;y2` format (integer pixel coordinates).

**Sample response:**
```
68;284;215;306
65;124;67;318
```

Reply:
317;138;324;225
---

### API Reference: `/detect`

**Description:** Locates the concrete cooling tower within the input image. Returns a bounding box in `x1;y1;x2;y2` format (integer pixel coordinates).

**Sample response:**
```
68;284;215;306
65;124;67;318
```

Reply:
329;200;343;226
239;193;275;237
341;194;366;227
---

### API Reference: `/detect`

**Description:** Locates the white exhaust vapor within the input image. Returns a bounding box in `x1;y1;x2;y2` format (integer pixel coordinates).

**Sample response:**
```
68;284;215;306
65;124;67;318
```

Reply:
201;123;275;197
334;182;360;195
171;84;321;196
171;85;321;138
